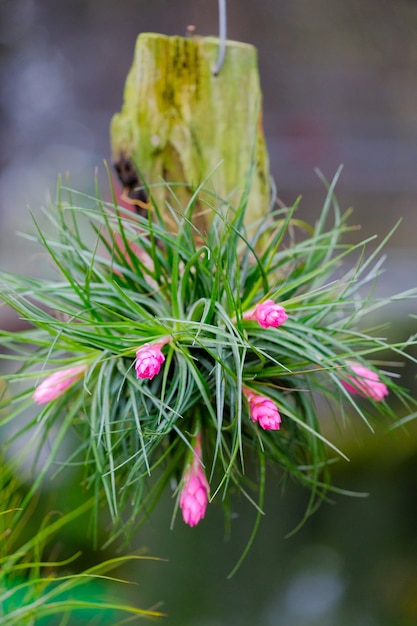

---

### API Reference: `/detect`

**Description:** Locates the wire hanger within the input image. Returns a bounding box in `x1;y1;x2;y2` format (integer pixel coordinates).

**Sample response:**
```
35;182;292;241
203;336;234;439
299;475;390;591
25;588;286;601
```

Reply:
212;0;227;75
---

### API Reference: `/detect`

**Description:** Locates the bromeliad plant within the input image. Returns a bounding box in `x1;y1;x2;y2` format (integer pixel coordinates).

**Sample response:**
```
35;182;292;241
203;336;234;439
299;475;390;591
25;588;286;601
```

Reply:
0;168;416;549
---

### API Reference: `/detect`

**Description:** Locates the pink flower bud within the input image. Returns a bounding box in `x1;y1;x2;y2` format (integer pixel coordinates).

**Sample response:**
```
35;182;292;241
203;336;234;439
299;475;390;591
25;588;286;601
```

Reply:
243;388;282;430
179;433;210;527
33;365;87;405
342;363;389;402
135;338;170;380
243;299;288;328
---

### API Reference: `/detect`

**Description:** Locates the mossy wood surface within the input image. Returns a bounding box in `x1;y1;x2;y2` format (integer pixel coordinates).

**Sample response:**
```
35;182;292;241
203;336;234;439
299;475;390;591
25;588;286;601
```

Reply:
110;33;270;233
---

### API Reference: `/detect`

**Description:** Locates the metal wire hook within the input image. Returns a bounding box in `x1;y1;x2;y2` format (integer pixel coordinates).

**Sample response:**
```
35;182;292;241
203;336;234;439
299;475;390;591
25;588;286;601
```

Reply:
212;0;227;75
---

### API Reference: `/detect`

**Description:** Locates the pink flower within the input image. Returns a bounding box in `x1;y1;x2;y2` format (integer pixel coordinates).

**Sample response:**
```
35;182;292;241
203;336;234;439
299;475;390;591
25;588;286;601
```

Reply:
179;433;210;527
33;365;87;405
342;363;389;402
243;388;281;430
135;338;170;380
243;299;288;328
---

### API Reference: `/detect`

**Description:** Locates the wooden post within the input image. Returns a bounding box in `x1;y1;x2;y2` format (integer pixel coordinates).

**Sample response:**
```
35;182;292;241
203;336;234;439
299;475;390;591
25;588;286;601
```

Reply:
110;33;270;234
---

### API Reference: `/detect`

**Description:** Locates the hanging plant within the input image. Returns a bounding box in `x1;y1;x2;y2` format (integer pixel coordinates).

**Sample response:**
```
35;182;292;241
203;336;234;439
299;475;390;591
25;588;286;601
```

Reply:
1;167;416;567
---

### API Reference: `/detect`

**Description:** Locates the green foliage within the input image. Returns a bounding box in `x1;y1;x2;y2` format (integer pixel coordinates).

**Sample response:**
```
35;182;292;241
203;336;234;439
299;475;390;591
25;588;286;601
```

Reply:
0;167;416;550
0;463;163;624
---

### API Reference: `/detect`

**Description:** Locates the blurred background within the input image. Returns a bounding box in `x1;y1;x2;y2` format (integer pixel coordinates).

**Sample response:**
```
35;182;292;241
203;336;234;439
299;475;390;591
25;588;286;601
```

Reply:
1;0;417;624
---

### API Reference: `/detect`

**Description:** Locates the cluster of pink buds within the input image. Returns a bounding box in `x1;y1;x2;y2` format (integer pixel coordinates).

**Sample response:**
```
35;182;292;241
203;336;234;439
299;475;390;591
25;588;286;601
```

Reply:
243;388;282;430
33;364;87;405
179;432;210;527
135;337;170;380
243;299;288;329
30;288;392;536
342;362;388;402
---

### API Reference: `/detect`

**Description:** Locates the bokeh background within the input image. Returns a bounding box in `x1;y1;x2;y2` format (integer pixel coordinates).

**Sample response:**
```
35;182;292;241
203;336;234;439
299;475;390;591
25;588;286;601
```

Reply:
1;1;417;624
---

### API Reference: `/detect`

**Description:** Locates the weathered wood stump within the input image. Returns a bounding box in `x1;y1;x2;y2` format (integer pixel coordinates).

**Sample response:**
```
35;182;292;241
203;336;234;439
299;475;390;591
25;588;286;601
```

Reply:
110;33;270;234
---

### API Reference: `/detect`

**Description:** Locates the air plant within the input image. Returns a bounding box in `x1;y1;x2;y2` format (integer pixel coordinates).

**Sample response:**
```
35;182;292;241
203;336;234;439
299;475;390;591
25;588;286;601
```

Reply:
0;166;416;571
